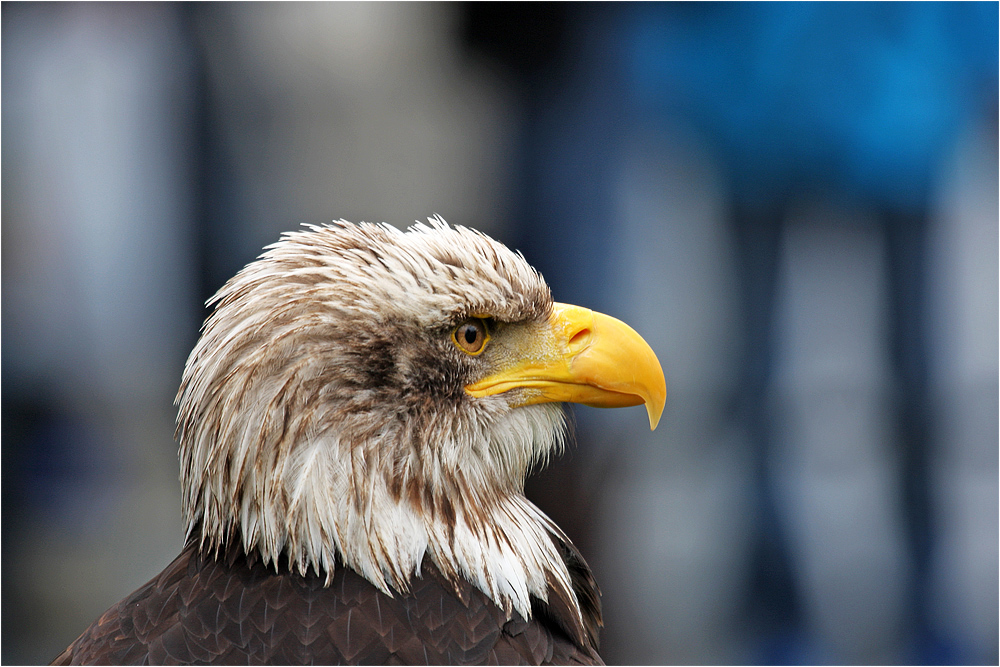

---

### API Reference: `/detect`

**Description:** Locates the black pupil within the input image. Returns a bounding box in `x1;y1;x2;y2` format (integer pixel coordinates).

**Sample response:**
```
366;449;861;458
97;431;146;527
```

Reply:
464;325;478;344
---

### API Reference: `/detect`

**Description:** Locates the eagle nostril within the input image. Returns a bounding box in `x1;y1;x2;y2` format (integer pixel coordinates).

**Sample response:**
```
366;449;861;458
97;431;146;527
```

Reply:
568;327;591;350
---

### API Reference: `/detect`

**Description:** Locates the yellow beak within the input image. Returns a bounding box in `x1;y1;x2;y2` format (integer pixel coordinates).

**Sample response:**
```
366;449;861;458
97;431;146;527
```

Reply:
465;303;666;430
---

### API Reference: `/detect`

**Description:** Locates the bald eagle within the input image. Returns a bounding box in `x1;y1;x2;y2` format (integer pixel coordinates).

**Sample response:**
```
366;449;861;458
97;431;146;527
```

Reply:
53;219;665;665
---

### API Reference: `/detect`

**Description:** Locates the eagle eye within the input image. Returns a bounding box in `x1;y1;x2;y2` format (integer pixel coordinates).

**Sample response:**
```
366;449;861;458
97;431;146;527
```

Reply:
452;318;489;355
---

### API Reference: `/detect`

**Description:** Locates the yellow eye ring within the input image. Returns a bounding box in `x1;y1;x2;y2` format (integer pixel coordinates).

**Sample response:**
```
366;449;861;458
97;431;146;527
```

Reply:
452;318;490;355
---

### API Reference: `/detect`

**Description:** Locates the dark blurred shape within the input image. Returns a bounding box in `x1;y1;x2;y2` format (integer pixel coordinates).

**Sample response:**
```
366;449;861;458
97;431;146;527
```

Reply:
461;2;569;78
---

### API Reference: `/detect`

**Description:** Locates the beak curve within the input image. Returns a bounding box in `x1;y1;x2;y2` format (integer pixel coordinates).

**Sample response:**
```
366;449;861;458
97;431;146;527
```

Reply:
465;303;666;430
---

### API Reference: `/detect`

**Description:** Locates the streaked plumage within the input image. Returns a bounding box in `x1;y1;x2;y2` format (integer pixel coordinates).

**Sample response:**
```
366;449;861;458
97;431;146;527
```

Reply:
54;218;665;665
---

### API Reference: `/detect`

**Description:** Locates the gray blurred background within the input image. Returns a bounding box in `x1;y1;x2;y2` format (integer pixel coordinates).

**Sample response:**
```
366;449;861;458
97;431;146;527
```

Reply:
2;3;997;664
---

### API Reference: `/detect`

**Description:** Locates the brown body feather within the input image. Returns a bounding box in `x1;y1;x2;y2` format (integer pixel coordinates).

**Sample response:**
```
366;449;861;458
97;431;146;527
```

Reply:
53;541;602;666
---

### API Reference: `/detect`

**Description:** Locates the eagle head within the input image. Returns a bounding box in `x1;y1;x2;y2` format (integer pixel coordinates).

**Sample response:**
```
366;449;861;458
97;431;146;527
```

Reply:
175;218;665;623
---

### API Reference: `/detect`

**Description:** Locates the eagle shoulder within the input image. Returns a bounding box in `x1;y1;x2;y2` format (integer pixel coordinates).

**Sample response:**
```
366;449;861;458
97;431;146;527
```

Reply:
52;542;603;665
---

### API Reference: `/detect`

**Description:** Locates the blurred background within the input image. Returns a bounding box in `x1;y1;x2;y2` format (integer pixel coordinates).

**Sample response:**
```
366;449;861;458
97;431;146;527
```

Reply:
2;2;997;664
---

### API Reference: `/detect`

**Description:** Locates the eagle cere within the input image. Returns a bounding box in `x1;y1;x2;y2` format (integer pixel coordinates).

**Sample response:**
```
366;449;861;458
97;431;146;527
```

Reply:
53;219;666;665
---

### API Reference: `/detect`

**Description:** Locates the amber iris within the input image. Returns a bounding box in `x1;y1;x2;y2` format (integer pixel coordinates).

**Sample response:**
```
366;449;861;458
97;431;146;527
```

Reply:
453;318;489;355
